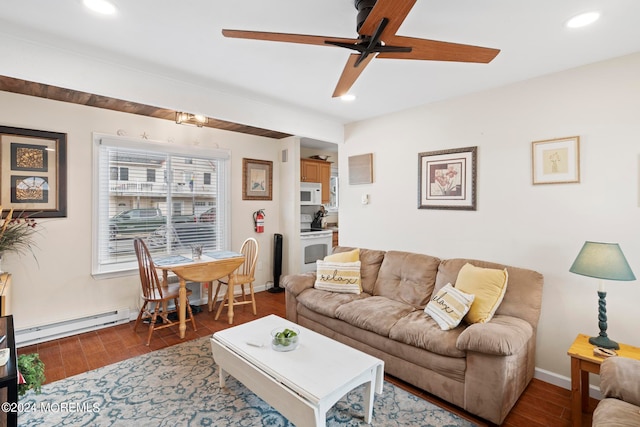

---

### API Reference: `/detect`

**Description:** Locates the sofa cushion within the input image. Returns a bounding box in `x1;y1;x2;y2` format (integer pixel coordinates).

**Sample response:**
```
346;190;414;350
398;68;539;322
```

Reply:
325;248;359;262
592;398;640;427
373;251;440;309
296;305;468;384
424;283;475;330
389;311;467;358
335;296;416;336
297;288;369;319
314;260;362;294
332;247;386;294
436;258;544;329
600;357;640;407
454;263;508;324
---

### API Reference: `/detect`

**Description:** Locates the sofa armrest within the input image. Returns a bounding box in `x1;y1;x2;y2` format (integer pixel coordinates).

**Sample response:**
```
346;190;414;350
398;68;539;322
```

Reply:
281;273;316;297
600;357;640;407
456;315;533;356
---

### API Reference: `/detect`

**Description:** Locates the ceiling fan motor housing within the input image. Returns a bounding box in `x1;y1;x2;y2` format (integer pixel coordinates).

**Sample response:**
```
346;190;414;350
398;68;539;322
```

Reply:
355;0;376;31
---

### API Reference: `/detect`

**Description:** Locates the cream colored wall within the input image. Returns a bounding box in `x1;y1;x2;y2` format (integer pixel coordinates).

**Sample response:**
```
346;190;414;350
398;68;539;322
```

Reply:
0;31;344;144
0;91;284;330
340;53;640;382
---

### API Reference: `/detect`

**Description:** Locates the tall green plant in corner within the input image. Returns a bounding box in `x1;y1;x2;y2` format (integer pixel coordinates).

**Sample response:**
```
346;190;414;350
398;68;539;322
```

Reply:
17;353;45;396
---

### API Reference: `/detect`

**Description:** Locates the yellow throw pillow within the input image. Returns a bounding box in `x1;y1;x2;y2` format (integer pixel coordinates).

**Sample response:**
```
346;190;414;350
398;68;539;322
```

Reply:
314;260;362;294
324;248;360;263
454;263;508;324
424;283;475;330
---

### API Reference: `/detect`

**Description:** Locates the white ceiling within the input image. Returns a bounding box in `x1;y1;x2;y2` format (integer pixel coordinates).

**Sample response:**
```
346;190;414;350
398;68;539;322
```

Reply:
1;0;640;126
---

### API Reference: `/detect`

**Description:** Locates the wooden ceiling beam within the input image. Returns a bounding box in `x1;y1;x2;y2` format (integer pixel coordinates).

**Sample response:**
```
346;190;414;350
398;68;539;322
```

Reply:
0;75;292;139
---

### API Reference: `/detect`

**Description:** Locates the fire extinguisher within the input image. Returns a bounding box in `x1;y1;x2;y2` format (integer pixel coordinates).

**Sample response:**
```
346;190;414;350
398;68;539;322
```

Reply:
253;209;265;233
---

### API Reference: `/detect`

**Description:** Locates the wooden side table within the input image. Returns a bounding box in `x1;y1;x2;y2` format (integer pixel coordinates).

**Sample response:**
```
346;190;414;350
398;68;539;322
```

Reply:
567;333;640;427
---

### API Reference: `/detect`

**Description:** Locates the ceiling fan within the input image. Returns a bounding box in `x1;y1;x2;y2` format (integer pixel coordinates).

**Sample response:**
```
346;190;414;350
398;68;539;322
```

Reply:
222;0;500;98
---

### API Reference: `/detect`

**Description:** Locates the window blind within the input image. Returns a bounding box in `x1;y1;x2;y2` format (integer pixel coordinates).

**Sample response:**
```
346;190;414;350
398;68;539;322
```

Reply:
92;135;230;276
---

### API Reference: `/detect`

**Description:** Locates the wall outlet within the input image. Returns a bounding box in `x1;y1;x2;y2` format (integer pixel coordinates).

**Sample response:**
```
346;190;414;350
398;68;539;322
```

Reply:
257;261;263;271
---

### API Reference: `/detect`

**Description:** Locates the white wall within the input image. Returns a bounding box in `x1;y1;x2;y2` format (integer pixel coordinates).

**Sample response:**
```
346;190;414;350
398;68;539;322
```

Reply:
0;91;285;330
0;31;344;144
340;52;640;381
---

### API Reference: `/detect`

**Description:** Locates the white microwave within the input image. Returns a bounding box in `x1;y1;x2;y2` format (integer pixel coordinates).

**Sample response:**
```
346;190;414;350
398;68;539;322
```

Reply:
300;182;322;205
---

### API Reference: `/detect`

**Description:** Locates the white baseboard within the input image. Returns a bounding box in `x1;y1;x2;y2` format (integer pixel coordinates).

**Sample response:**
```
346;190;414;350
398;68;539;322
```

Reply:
16;308;131;348
534;367;602;400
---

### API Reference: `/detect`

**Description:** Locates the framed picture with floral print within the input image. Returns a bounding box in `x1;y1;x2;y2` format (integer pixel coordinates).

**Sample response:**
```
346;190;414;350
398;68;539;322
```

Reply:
0;125;67;218
531;136;580;184
418;146;477;210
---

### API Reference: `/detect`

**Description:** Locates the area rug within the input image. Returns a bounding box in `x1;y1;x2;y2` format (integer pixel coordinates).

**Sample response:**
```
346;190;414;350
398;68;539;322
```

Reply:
19;337;477;427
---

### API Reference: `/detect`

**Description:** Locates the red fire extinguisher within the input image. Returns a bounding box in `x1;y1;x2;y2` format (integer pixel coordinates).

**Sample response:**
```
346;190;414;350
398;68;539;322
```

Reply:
253;209;265;233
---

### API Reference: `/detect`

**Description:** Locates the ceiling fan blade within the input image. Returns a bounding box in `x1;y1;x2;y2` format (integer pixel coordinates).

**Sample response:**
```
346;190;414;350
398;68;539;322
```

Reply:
222;29;358;47
359;0;416;40
377;36;500;63
332;53;375;98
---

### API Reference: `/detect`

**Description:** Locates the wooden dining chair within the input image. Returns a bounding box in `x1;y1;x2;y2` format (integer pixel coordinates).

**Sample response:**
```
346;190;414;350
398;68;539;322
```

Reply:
211;238;259;322
133;238;196;345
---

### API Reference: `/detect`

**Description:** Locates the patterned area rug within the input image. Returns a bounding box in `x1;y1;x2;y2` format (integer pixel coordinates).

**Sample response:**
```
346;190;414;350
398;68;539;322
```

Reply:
19;337;477;427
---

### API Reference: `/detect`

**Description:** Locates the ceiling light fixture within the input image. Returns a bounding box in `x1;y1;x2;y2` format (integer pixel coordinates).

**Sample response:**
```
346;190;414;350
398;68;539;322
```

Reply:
566;11;600;28
83;0;117;15
175;112;209;127
340;94;356;102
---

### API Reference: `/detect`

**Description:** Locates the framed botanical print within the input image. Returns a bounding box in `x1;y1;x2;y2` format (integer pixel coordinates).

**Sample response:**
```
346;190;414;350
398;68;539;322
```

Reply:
532;136;580;184
0;126;67;217
418;146;477;210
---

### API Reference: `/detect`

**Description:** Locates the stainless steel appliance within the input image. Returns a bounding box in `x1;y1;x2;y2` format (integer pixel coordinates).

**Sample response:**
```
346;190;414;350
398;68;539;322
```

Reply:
300;182;322;205
300;213;333;273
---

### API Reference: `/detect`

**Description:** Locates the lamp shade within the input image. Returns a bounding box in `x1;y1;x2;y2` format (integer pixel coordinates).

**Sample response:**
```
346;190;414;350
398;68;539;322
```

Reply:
569;241;636;281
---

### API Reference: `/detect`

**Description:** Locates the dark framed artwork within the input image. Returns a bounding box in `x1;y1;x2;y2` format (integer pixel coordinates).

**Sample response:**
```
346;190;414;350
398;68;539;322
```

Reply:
0;126;67;217
418;146;477;210
242;158;273;201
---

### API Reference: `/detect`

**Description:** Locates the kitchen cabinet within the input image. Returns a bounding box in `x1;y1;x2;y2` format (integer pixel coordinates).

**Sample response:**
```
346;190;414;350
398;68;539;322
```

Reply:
301;159;331;204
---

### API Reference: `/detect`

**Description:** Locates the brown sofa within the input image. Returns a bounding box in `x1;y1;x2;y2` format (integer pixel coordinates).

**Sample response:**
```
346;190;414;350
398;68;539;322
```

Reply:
282;247;544;425
592;357;640;426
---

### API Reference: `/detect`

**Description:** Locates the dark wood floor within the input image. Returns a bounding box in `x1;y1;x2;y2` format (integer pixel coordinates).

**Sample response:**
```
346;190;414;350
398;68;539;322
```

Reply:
18;291;596;426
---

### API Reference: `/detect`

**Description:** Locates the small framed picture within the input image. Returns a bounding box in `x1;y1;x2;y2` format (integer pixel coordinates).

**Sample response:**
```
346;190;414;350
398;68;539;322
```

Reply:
348;153;373;184
532;136;580;185
242;158;273;200
418;146;477;210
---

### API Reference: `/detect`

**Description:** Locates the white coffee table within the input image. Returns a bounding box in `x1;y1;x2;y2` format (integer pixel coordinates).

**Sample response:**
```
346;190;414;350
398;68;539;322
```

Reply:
210;314;384;427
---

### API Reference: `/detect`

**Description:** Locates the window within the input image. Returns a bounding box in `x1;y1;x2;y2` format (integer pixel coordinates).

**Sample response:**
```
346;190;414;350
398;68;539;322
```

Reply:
93;134;231;276
204;172;211;185
119;167;129;181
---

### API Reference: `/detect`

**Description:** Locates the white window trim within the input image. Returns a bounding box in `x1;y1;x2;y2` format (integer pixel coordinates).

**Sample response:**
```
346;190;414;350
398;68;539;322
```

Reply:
91;133;231;279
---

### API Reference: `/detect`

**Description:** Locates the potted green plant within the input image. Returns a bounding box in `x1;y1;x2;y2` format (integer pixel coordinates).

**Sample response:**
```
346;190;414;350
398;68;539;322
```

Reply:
17;353;45;396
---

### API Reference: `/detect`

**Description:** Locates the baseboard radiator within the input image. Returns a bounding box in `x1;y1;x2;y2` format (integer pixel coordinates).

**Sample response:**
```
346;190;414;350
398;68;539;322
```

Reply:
15;308;131;348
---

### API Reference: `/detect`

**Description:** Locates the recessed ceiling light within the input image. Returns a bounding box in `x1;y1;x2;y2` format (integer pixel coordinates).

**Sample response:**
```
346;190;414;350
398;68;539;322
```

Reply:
566;11;600;28
83;0;117;15
340;94;356;102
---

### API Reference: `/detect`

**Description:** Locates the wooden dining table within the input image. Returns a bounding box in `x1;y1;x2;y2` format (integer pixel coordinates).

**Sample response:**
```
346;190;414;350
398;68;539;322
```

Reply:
154;251;245;336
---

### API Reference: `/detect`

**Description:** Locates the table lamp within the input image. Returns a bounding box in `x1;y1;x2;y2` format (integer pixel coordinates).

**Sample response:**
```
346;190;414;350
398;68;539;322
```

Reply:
569;241;636;349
